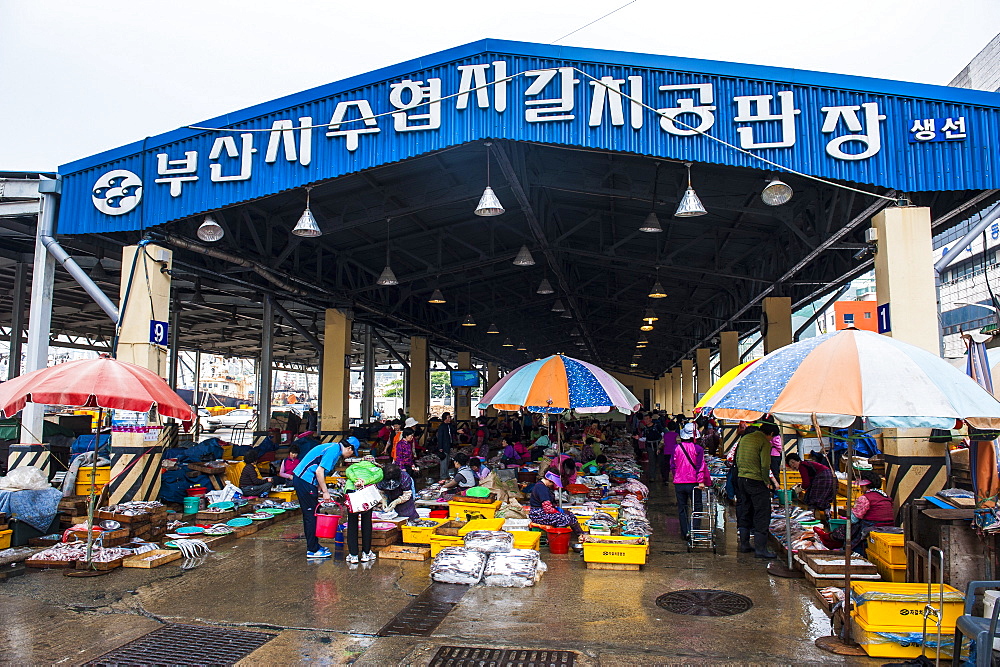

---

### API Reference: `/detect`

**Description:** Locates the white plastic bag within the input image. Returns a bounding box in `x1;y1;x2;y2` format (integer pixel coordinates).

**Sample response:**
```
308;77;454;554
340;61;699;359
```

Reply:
0;466;51;491
206;481;242;504
430;547;488;585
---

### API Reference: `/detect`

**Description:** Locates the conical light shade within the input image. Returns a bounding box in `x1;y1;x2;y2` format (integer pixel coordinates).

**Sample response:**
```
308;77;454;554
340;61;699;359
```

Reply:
502;337;514;347
513;245;535;266
536;278;554;294
191;288;205;305
551;299;565;313
486;323;500;334
428;288;446;304
762;177;793;206
461;313;476;327
630;363;638;368
376;265;398;286
474;186;504;216
292;206;321;237
643;308;659;323
675;187;707;217
516;342;527;351
89;259;109;281
636;343;646;348
637;335;649;344
648;280;667;298
197;215;224;242
561;310;572;319
639;211;663;233
570;327;580;336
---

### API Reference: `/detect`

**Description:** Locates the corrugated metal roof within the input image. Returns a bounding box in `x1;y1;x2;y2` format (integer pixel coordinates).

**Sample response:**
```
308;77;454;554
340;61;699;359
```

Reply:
58;38;1000;235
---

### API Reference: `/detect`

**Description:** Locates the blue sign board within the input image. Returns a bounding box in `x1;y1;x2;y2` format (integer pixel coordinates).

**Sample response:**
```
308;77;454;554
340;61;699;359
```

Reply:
877;304;891;334
57;39;1000;236
149;320;169;345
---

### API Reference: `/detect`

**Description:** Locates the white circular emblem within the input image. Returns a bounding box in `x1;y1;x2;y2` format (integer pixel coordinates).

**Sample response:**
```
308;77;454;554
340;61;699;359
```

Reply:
92;169;143;215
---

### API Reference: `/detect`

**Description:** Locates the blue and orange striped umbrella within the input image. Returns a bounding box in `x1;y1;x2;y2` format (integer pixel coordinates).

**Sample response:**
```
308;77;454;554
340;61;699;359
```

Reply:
477;354;641;414
703;329;1000;429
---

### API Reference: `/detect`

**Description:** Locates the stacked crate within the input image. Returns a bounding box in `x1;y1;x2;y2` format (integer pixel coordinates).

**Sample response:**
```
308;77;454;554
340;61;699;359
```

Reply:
867;531;906;582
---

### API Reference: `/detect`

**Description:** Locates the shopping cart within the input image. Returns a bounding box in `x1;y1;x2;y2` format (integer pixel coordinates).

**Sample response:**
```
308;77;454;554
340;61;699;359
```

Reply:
687;487;718;553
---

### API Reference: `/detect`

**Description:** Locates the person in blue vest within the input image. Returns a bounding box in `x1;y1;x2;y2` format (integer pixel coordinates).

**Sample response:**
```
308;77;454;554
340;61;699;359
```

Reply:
292;436;358;559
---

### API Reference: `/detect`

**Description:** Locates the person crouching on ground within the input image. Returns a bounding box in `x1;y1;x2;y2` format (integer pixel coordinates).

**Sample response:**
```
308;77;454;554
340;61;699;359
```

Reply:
785;453;836;522
239;449;274;497
529;471;583;549
672;423;711;540
439;452;477;494
291;436;357;559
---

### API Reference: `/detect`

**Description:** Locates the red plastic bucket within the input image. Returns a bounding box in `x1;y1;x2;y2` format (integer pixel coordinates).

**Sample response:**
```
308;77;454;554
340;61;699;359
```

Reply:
544;526;573;554
315;513;341;539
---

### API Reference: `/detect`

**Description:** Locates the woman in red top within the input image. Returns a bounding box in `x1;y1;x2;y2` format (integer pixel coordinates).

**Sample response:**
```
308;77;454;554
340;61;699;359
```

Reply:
816;469;895;555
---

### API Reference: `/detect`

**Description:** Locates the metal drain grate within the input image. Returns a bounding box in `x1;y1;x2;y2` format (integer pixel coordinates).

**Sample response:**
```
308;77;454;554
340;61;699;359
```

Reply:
84;623;276;666
430;646;576;667
378;583;468;637
655;589;754;617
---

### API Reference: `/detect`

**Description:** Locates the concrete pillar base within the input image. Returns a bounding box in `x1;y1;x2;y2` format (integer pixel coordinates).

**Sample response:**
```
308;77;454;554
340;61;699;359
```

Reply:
7;444;51;477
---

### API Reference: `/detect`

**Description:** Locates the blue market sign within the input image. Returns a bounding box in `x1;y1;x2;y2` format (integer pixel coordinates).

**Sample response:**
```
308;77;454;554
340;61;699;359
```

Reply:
58;39;1000;235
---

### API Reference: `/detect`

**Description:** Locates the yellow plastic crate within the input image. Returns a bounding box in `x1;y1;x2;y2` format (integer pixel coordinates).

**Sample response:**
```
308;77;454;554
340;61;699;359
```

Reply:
457;518;505;536
870;554;907;582
401;517;448;544
582;536;648;565
268;490;296;503
76;482;106;496
508;530;541;550
79;466;111;484
448;499;500;520
869;531;905;565
0;529;11;550
430;534;464;556
851;582;964;628
852;615;956;659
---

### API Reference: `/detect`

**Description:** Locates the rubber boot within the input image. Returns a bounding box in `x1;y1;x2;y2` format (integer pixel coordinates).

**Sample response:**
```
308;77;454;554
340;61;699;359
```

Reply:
737;529;754;553
753;532;776;559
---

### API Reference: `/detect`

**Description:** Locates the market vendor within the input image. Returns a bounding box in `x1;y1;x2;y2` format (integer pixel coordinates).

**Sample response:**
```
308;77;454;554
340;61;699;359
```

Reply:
785;453;836;518
376;463;418;520
582;454;608;475
276;443;300;482
239;449;275;497
291;436;358;559
469;457;491;481
815;469;895;555
500;436;530;464
529;471;583;546
439;452;477;493
393;427;417;476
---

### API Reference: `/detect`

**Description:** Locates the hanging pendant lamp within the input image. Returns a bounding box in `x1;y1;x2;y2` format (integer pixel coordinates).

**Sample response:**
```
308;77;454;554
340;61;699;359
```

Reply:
551;299;566;313
761;176;793;206
487;323;500;334
516;342;527;351
648;268;667;299
639;211;663;233
643;308;659;323
428;288;446;304
197;215;224;242
292;187;321;237
640;323;654;332
502;337;514;347
570;327;580;337
376;218;398;286
474;143;504;216
675;162;707;217
561;310;572;319
461;313;476;327
536;278;554;295
513;245;535;266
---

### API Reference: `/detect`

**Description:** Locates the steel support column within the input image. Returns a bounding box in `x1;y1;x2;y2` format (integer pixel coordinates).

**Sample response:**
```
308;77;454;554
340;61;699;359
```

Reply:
259;295;275;430
361;324;375;423
7;261;27;380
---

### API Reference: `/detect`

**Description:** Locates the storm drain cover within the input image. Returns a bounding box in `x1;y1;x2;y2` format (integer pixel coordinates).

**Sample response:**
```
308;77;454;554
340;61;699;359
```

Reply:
430;646;576;667
378;583;469;637
84;623;276;666
655;589;754;617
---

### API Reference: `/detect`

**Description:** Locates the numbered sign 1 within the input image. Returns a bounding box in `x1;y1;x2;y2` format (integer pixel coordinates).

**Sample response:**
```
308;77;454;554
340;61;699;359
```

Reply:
877;303;891;334
149;320;169;345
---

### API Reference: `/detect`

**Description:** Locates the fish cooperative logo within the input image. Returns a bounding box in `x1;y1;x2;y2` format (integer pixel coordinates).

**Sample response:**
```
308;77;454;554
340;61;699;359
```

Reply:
92;169;143;215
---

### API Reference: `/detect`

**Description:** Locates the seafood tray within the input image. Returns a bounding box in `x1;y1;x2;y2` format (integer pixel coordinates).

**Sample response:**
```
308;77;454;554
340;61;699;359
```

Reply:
378;545;431;561
122;550;181;568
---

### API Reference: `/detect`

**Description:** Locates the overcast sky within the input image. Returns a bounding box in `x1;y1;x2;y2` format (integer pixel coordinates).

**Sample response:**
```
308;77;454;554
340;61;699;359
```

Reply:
3;0;999;171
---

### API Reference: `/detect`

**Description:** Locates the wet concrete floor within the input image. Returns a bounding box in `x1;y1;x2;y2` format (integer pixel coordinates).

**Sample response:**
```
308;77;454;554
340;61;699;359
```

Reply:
0;482;883;665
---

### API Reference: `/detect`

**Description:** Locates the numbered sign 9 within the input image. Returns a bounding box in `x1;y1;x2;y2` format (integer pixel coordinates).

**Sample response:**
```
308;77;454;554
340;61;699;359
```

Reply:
149;319;169;345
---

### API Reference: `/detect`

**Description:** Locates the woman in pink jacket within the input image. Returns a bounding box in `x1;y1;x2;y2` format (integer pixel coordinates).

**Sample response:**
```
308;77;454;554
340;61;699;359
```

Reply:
671;423;712;539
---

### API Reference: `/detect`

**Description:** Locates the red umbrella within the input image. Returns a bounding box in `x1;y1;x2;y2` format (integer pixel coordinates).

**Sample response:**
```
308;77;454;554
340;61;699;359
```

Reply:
0;355;193;421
